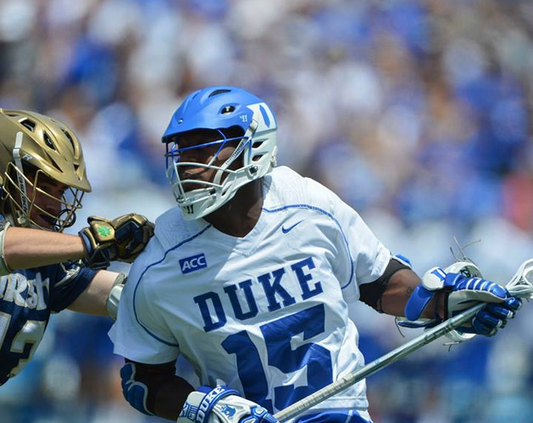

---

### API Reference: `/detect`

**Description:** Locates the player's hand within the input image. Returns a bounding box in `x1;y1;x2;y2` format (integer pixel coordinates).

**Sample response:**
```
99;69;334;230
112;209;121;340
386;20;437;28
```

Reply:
403;266;522;336
440;269;522;336
177;386;278;423
79;213;155;269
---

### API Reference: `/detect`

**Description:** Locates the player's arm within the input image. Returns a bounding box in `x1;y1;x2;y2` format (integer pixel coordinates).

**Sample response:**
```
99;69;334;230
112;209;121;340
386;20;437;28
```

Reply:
0;213;154;273
2;225;86;272
121;359;277;422
360;257;521;337
121;359;193;420
359;256;431;317
68;270;126;318
359;257;497;319
380;264;432;317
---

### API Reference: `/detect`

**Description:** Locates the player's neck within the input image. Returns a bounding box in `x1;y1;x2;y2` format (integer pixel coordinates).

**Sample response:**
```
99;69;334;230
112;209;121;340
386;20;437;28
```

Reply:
203;179;263;237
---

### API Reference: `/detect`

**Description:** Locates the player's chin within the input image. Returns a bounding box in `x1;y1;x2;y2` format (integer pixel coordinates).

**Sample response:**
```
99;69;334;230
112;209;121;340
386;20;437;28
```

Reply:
34;213;58;230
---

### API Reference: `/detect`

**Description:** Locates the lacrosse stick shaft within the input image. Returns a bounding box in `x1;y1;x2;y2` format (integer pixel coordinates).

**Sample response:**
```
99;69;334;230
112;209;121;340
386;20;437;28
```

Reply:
274;302;485;422
274;265;533;423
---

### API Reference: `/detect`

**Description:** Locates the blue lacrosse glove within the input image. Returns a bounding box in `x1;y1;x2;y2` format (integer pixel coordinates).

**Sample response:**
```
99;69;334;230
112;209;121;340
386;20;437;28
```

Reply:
177;385;278;423
402;264;522;336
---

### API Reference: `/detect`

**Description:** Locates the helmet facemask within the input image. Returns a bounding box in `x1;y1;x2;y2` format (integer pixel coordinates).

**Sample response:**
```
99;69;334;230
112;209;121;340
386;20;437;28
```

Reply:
165;125;267;220
2;163;84;231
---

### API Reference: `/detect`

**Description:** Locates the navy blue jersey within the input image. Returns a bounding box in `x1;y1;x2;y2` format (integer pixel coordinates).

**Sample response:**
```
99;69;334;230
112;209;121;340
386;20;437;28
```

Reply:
0;261;96;386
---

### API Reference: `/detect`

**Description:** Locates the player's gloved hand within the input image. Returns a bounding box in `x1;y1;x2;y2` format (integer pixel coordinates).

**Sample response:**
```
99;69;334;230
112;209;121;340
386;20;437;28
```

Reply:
79;213;155;269
177;385;278;423
443;270;522;335
401;264;522;336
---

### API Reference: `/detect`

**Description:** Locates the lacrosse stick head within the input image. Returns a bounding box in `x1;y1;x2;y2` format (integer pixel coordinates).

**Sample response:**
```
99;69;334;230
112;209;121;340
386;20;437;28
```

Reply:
506;258;533;299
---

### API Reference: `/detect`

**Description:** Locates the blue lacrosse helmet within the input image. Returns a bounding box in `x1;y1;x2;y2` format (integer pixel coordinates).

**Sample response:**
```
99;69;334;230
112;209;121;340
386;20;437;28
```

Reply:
163;86;278;220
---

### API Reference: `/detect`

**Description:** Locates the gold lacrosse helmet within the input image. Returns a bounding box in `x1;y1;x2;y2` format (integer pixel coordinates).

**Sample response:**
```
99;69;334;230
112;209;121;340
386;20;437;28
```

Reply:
0;108;91;231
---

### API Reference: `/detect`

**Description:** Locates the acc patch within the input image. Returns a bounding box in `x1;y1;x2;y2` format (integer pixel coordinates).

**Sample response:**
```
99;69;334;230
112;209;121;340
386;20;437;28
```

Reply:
179;253;207;274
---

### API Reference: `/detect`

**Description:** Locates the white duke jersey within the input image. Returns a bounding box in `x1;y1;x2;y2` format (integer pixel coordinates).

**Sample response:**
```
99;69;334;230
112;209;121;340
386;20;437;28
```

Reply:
109;166;390;417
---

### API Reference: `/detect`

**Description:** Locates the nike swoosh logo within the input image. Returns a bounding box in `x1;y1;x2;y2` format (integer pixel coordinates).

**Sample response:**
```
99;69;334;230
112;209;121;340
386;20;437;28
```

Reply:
282;220;303;234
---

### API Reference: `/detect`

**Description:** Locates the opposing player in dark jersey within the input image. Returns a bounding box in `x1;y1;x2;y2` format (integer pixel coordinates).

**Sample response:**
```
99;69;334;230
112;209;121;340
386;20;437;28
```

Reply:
0;108;154;386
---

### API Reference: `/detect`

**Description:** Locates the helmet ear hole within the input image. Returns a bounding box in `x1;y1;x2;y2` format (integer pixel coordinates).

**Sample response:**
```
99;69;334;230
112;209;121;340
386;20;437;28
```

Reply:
43;133;56;150
61;129;76;151
221;105;236;115
209;89;231;98
20;119;36;132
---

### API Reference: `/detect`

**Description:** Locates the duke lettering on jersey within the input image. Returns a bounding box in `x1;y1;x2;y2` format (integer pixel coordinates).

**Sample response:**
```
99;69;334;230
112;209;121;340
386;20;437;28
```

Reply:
109;167;391;414
194;257;323;332
180;253;207;274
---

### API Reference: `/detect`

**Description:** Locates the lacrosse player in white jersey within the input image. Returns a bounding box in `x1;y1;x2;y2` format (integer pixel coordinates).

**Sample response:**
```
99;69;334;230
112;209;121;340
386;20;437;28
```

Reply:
109;86;522;423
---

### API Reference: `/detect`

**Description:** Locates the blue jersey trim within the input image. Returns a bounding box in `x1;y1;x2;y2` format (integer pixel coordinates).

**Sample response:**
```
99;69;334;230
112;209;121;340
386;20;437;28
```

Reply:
132;224;213;347
262;204;355;289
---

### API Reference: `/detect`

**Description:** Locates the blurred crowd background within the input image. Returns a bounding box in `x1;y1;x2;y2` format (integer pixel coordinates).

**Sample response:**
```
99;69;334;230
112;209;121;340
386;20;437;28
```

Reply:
1;0;533;422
